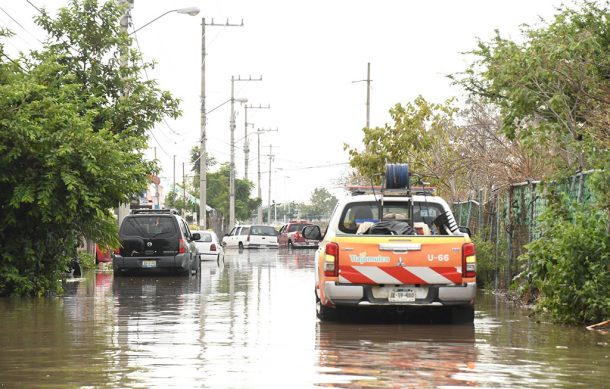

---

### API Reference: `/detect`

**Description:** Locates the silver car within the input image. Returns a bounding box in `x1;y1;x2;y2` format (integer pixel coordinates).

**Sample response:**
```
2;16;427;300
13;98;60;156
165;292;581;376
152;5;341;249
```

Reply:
192;230;224;262
222;224;279;249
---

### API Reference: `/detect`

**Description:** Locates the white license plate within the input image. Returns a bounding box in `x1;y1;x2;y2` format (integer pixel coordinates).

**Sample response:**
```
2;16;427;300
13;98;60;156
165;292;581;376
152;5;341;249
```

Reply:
142;260;156;268
389;287;416;302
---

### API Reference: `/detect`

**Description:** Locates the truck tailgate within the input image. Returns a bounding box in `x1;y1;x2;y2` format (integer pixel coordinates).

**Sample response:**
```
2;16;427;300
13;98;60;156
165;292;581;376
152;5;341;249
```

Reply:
334;235;466;286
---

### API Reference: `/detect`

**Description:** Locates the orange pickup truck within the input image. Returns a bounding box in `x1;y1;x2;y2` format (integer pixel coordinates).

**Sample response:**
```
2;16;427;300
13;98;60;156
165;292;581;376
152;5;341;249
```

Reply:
303;165;476;323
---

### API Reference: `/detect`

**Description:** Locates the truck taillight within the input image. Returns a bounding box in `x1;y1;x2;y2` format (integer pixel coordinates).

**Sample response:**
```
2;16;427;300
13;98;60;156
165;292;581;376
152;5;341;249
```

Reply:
114;247;121;255
179;239;186;254
210;243;217;252
324;242;339;277
247;234;251;242
462;242;476;278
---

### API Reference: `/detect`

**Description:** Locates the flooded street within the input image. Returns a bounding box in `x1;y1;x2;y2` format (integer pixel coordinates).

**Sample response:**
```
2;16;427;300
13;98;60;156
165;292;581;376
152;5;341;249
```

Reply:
0;249;607;388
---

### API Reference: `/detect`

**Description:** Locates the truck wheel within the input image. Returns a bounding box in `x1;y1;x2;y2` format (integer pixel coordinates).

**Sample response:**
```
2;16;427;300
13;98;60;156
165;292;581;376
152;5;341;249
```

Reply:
316;293;338;321
451;305;474;324
238;242;244;250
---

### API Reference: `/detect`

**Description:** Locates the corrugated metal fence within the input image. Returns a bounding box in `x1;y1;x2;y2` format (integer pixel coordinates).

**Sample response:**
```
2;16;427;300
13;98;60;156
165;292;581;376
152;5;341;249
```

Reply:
451;172;594;289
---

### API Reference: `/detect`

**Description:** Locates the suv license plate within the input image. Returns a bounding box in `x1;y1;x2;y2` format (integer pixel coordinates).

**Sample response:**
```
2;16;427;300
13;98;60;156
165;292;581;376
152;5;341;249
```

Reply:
389;287;416;302
142;260;156;268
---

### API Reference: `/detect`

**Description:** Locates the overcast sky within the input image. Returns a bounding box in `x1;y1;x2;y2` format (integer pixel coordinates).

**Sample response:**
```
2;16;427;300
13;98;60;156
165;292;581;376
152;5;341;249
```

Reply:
3;0;568;205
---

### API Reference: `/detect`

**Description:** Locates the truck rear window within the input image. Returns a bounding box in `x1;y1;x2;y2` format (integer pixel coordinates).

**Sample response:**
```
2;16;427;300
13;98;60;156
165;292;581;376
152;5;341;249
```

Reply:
339;201;445;234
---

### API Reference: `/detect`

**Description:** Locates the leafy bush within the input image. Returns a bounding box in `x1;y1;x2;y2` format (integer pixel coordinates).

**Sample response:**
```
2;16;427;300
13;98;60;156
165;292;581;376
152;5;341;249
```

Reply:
472;231;496;289
78;252;96;271
520;196;610;325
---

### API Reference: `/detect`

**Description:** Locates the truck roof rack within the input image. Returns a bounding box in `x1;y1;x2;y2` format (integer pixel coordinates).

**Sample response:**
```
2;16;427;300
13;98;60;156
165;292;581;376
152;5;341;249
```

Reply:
130;208;180;215
347;186;436;196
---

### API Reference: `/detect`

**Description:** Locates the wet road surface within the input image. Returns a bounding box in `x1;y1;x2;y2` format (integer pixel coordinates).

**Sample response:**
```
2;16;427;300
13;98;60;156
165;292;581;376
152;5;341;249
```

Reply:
0;248;607;388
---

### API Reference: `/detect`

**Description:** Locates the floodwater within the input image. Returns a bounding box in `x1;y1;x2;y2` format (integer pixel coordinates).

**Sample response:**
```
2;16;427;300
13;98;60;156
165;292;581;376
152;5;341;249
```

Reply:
0;249;607;388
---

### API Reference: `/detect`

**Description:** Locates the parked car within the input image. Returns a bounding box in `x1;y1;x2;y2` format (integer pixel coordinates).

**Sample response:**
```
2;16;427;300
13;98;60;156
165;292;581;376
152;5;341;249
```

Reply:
112;209;200;276
222;224;279;249
192;230;224;262
278;220;319;248
95;244;113;264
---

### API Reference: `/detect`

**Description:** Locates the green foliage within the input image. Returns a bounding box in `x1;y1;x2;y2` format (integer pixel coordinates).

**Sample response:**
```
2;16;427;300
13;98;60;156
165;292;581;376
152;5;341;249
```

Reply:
300;188;338;220
344;96;463;195
520;195;610;325
453;1;610;188
204;163;259;222
165;189;198;215
471;231;499;289
78;252;96;271
0;0;180;296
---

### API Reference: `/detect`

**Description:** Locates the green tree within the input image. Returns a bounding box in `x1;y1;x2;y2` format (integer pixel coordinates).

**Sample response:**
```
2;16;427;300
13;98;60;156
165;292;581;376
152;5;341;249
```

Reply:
205;163;260;222
0;0;179;296
452;1;610;207
344;96;465;199
301;188;337;220
452;0;610;324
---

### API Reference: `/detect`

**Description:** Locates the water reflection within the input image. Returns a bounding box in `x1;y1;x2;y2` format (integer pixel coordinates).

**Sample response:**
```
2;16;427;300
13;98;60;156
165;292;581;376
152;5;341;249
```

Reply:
0;251;607;388
315;322;476;387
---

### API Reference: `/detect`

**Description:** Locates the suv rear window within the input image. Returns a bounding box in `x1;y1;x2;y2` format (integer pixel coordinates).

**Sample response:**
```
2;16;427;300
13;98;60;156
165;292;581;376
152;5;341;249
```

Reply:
250;226;277;236
287;223;308;232
121;216;177;238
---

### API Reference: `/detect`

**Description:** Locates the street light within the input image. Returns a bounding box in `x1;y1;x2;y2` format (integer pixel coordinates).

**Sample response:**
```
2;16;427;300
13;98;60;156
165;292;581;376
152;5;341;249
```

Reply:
116;1;199;226
129;7;200;35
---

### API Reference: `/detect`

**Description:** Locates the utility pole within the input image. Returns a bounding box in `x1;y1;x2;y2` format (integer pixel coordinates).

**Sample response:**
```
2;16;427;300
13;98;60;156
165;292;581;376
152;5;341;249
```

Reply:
266;144;274;224
200;18;244;230
229;75;262;229
117;0;133;224
182;162;186;217
256;128;278;223
173;155;176;193
154;147;159;209
243;104;270;180
352;62;372;128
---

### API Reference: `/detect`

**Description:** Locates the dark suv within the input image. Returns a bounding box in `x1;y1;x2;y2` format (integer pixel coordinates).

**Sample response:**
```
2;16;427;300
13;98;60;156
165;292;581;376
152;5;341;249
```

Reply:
113;209;200;276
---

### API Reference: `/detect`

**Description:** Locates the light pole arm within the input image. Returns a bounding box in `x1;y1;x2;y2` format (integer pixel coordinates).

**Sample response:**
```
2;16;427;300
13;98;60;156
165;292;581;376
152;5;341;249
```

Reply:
129;7;200;35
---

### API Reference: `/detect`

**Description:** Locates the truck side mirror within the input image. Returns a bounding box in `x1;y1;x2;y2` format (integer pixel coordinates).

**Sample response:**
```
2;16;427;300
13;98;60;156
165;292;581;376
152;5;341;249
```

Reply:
302;225;322;240
458;226;471;236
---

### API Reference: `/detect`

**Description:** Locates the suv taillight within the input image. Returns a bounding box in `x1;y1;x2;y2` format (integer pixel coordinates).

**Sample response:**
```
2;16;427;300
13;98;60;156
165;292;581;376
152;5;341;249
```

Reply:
462;242;476;278
324;242;339;277
114;247;121;255
210;243;217;252
179;239;187;254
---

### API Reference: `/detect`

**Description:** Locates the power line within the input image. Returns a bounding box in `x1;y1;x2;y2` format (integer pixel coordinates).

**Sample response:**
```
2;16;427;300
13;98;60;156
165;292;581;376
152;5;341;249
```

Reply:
1;52;25;71
25;0;43;14
0;5;42;44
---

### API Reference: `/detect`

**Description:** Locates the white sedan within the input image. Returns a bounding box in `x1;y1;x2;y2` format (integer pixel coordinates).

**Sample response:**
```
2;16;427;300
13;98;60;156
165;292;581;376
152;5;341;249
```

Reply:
192;230;224;262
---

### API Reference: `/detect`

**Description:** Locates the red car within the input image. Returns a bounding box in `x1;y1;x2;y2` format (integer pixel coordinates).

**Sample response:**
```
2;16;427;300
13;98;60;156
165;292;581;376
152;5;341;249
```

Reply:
278;221;319;248
95;244;113;263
